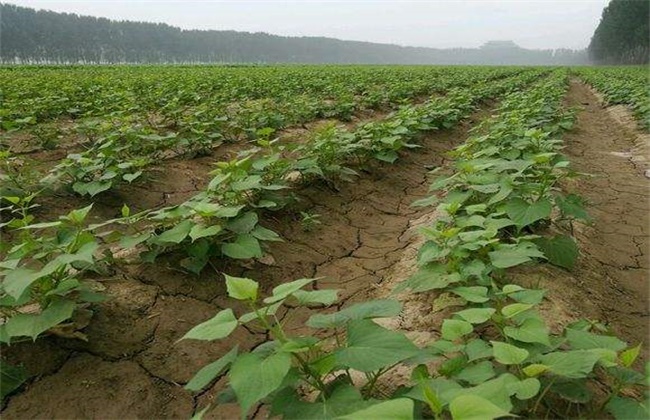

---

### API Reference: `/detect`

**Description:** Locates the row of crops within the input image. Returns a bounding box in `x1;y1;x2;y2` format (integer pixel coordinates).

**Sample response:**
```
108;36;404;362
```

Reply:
575;66;650;130
0;65;518;131
1;66;523;198
0;65;647;418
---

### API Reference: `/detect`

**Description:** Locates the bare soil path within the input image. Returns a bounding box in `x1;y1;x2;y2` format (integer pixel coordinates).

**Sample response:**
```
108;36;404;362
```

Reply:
561;81;649;350
1;103;492;419
510;81;650;359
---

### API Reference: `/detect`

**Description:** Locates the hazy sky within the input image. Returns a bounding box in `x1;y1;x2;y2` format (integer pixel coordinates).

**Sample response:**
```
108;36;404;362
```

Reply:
5;0;609;49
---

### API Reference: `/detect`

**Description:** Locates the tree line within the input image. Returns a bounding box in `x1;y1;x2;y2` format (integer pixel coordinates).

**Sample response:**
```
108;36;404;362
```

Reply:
588;0;649;64
0;3;589;65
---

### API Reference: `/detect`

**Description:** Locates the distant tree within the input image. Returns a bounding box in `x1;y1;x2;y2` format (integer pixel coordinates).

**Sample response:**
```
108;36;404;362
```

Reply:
588;0;649;64
0;3;589;65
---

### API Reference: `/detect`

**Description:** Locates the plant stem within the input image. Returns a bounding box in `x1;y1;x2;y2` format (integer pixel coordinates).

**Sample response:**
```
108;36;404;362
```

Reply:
532;377;556;415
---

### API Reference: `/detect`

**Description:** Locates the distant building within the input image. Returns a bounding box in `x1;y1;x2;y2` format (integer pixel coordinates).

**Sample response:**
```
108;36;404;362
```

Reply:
480;41;521;50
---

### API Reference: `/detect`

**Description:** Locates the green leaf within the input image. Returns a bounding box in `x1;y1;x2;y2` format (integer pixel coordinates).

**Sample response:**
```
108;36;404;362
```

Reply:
412;195;439;208
491;341;529;365
417;241;449;265
221;234;263;259
65;204;93;224
3;267;42;300
335;319;420;372
251;225;282;241
291;289;338;306
460;259;486;279
307;299;402;329
225;275;259;301
187;201;223;216
189;224;222;241
213;205;245;218
551;379;593;403
239;302;282;324
455;308;495;324
489;242;545;268
264;278;314;304
509;289;546;305
230;351;291;415
395;264;459;293
4;299;75;340
272;383;374;419
185;347;238;392
442;319;474;341
484;217;515;231
181;309;238;341
555;193;590;221
508;377;540;400
446;373;518;412
73;180;111;197
505;198;552;228
339;398;414;420
231;175;263;191
119;233;150;248
607;366;646;385
420;380;444;415
432;293;466;313
0;362;28;399
411;364;429;382
501;284;524;294
122;171;142;183
458;229;491;243
523;364;549;377
501;303;534;319
470;183;499;194
226;211;258;234
535;235;579;270
465;204;487;215
120;204;130;218
449;394;511;420
465;339;493;362
59;241;98;265
46;278;81;296
430;340;463;355
454;361;496;385
154;220;192;244
207;173;231;190
607;396;650;420
504;317;551;346
620;344;642;367
405;377;461;407
19;221;62;230
566;328;627;351
488;181;514;205
451;286;489;303
537;350;602;378
280;337;319;353
374;150;399;163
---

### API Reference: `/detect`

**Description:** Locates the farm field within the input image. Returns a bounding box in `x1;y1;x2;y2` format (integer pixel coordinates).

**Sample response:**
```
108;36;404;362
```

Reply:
0;65;649;419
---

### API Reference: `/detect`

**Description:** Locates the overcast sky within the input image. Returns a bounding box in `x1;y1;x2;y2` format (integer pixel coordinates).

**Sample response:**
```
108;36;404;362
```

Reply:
5;0;609;49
